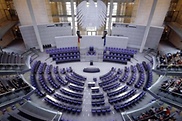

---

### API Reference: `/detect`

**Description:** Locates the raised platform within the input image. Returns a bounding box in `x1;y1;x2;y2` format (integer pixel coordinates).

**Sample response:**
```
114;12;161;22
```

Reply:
83;67;100;73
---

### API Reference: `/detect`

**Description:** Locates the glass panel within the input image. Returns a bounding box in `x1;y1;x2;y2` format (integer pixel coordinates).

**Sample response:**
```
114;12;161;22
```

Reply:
92;31;96;36
87;31;92;35
112;2;117;15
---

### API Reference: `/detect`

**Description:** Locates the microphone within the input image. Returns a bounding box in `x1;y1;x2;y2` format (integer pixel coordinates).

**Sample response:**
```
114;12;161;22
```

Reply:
76;31;82;39
102;30;107;39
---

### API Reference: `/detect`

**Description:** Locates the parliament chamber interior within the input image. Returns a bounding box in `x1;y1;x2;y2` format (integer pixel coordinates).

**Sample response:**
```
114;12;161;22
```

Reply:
0;0;182;121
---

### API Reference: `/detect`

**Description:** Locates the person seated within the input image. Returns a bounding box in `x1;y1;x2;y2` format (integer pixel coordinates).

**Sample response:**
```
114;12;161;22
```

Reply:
160;55;167;65
177;86;182;94
165;108;170;116
149;107;156;115
168;85;176;92
161;81;170;89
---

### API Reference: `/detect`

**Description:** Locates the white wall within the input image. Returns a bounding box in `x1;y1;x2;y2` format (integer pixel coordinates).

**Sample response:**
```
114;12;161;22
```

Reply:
20;23;72;49
13;0;32;25
134;0;152;25
55;36;77;48
134;0;170;27
106;36;128;49
112;23;163;49
151;0;171;26
55;36;128;49
80;36;104;49
13;0;51;25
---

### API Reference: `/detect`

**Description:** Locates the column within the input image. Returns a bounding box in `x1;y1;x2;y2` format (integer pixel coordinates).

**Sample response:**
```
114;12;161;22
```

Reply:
139;0;157;53
108;0;113;35
26;0;43;52
71;0;76;35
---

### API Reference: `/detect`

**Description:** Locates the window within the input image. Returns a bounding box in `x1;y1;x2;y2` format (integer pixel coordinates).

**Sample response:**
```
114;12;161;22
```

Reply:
87;31;96;36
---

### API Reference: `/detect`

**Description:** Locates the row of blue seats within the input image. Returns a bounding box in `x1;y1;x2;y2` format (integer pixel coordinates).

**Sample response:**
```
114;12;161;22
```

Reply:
60;68;67;74
92;99;105;106
92;87;100;93
142;61;149;72
126;70;137;86
30;61;45;97
91;106;111;115
31;60;41;74
55;56;80;64
105;47;137;55
72;71;87;80
71;72;87;81
99;67;115;80
30;74;45;97
100;71;115;81
144;64;153;89
44;97;82;113
92;94;104;100
117;68;123;74
39;74;55;94
52;52;80;59
46;47;80;64
114;92;146;111
49;51;80;58
60;87;83;98
102;82;120;92
37;62;47;74
67;73;85;82
46;47;79;55
54;93;82;105
47;74;60;89
100;72;118;82
53;66;59;74
108;89;136;104
64;67;73;73
103;53;132;61
99;74;119;87
107;85;128;97
68;84;84;92
135;72;145;89
46;64;52;74
65;75;84;86
103;56;128;64
120;67;130;82
130;65;137;73
136;63;145;73
55;73;68;86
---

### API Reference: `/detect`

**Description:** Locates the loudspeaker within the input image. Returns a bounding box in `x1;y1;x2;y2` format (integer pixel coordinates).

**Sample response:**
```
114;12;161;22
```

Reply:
90;60;93;66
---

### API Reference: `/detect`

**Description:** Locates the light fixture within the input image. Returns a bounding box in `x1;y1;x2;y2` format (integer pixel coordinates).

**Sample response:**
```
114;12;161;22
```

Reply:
77;0;106;30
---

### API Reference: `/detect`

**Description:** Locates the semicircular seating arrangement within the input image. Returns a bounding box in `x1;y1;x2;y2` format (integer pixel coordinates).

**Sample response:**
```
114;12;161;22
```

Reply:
46;47;80;64
30;61;87;114
98;61;153;112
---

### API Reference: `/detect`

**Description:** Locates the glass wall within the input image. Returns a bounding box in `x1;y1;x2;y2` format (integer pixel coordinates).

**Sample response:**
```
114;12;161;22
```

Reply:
49;0;135;35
